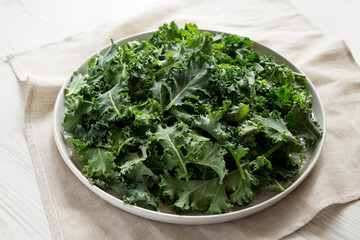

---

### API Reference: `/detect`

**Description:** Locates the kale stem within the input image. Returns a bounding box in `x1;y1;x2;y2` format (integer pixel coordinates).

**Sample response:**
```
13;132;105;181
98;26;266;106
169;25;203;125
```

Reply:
264;142;283;158
108;91;123;119
236;159;246;180
273;179;285;192
228;148;246;180
116;137;135;156
267;67;276;82
303;123;318;141
122;63;127;77
300;152;304;165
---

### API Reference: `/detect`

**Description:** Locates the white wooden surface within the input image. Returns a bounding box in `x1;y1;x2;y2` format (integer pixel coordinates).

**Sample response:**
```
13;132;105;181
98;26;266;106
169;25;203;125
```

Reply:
0;0;359;239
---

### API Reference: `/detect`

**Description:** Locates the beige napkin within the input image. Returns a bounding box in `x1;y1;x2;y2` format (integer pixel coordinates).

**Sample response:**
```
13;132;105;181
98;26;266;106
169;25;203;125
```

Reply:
8;0;360;239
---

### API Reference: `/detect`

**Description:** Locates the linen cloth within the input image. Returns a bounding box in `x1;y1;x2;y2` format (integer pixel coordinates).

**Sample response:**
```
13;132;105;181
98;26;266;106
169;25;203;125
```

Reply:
7;0;360;239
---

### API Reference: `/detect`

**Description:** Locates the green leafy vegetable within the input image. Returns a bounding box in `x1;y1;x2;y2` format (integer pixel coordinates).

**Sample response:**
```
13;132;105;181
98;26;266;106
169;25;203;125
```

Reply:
62;22;322;214
65;72;87;96
165;56;211;110
160;172;231;214
152;124;190;180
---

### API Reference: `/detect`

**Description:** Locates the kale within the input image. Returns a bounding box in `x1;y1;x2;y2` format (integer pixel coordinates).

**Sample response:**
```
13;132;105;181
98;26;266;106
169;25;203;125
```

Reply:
62;22;322;214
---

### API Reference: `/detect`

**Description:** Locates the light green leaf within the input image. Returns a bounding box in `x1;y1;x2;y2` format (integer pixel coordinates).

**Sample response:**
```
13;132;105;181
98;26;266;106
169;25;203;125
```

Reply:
225;103;249;122
189;142;227;182
99;40;119;68
194;112;229;141
119;146;149;175
160;173;232;214
226;170;256;206
256;114;298;143
80;148;116;179
240;119;258;135
104;63;127;87
249;155;272;172
166;56;210;110
97;81;131;121
65;72;87;96
153;124;189;180
132;99;161;127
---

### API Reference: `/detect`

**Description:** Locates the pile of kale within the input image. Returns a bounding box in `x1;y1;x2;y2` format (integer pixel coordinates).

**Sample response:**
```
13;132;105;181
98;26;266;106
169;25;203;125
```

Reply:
63;22;322;214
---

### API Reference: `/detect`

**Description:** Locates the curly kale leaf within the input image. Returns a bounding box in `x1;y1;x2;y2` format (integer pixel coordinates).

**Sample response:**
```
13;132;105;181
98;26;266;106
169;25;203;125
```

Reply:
151;124;190;180
285;109;322;147
165;56;211;110
151;124;227;182
65;72;87;97
255;113;298;144
194;112;229;142
63;96;93;133
160;172;232;214
79;148;116;187
160;169;257;214
149;81;171;111
188;142;228;182
225;170;257;206
96;81;131;121
110;160;159;209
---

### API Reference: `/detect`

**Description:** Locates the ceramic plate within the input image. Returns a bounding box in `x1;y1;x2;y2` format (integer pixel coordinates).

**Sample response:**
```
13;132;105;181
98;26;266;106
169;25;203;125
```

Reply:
53;30;325;225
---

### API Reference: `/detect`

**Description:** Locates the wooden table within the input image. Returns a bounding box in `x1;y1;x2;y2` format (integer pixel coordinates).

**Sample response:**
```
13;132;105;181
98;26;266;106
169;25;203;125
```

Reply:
0;0;359;239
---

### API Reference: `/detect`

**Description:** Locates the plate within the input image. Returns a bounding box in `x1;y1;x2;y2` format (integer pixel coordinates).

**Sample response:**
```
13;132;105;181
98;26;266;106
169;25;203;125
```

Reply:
53;30;325;225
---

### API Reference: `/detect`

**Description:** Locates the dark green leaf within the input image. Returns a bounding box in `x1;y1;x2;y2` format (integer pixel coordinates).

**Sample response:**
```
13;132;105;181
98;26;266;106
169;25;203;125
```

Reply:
285;110;322;147
149;81;171;111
